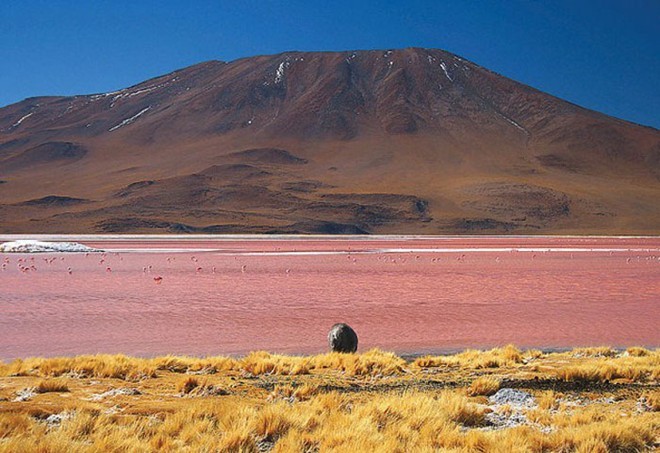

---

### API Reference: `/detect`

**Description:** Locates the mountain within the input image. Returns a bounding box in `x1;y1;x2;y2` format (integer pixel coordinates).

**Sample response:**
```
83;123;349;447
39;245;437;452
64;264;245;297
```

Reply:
1;48;659;234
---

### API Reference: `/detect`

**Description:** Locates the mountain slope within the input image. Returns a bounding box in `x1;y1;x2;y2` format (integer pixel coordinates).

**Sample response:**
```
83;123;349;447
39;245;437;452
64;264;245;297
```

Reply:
1;48;659;234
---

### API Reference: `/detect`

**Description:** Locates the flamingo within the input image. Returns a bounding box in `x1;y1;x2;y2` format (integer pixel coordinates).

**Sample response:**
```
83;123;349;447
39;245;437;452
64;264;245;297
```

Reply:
153;276;163;284
67;267;72;275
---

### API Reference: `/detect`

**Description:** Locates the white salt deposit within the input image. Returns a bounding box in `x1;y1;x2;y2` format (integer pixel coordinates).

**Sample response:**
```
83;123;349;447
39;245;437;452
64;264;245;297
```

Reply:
90;388;141;401
489;388;536;408
0;240;101;253
484;388;543;430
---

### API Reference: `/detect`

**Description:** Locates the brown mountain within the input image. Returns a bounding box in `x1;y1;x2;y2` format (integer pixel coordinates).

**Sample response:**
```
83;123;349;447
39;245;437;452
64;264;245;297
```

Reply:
1;48;659;234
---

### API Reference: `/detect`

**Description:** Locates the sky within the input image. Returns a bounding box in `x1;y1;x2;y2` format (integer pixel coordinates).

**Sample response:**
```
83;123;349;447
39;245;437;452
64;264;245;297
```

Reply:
1;0;658;128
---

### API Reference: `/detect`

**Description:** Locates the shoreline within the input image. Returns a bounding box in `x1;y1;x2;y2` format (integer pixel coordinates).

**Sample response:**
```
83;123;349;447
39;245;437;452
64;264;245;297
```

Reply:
2;234;660;241
3;344;660;364
1;345;657;451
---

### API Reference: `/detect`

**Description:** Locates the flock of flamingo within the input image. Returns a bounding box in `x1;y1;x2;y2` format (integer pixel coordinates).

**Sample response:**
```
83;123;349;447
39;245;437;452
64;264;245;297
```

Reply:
2;246;658;289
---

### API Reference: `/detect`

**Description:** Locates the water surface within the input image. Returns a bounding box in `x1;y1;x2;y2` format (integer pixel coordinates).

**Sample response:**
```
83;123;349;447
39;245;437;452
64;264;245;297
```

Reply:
1;236;658;359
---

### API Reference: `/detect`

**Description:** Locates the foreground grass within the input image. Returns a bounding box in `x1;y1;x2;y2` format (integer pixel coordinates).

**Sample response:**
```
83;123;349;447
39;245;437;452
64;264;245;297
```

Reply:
0;346;658;452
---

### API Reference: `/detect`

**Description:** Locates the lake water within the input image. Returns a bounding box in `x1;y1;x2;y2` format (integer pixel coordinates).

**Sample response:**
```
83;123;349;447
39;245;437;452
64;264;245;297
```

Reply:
0;236;658;360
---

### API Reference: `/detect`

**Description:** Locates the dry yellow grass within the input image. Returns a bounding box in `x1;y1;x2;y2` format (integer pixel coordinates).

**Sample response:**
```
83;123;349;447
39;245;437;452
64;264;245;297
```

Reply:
0;346;658;452
554;352;659;382
176;376;199;395
641;390;660;411
466;375;501;396
35;379;69;393
414;344;527;369
0;348;405;380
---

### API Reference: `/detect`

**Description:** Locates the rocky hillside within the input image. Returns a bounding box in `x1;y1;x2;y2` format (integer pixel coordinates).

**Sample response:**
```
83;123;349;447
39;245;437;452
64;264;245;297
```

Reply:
1;48;658;234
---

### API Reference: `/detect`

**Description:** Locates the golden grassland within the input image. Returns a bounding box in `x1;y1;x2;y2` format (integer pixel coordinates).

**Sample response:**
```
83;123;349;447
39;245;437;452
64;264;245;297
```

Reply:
0;346;658;452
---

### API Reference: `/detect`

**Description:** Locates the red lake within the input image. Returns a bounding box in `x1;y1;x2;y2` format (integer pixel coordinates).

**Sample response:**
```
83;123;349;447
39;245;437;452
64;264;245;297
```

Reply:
0;236;658;359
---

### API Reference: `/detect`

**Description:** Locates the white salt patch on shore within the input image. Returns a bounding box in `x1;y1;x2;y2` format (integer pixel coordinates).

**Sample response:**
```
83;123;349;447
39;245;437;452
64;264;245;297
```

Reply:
0;240;101;253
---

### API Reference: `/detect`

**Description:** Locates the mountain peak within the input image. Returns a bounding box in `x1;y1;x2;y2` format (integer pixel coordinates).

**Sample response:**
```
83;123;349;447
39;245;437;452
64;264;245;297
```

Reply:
0;49;658;234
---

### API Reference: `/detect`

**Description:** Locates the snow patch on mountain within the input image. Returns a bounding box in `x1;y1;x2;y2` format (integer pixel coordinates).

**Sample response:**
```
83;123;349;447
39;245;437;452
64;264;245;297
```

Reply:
12;112;34;128
440;62;453;81
275;61;290;84
108;107;151;132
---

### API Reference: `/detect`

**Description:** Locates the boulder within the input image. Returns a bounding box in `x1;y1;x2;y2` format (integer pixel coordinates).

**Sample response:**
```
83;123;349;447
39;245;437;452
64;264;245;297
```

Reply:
328;323;358;353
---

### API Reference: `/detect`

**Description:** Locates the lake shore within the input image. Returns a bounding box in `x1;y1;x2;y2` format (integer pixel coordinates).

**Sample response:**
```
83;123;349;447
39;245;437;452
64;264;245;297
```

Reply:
0;346;658;451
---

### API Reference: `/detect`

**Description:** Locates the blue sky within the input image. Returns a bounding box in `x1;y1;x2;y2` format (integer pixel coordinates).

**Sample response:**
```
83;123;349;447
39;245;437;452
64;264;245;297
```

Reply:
1;0;658;128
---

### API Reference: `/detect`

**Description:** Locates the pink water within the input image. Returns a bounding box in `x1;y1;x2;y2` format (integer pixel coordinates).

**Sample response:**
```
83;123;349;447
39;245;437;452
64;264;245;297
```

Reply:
1;236;658;359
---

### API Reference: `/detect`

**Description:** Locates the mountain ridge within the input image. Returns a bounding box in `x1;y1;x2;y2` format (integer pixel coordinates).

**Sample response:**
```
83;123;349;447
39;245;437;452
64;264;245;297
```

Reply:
1;47;658;234
7;47;657;131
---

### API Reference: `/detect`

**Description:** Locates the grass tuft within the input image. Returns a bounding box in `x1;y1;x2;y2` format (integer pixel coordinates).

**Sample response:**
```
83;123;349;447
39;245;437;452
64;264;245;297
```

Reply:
35;379;69;393
414;344;523;369
176;376;199;395
466;375;501;396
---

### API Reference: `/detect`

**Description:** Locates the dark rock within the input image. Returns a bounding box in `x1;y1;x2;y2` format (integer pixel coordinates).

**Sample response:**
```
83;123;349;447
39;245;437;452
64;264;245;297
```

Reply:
285;221;369;235
17;195;89;206
114;180;156;197
328;323;358;353
226;148;308;165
